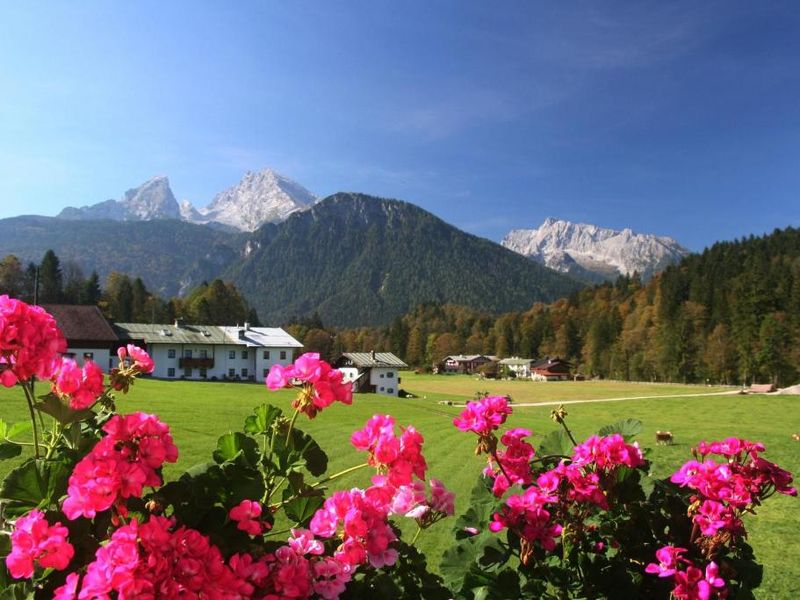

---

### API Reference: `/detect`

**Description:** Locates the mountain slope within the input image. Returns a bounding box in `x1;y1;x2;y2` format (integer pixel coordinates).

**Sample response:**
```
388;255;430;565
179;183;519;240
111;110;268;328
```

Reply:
0;216;244;297
227;193;583;327
502;218;689;282
58;176;181;221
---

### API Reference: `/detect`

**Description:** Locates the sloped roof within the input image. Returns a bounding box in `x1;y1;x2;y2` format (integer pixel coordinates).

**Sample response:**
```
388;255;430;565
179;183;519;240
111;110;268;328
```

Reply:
531;357;573;369
444;354;491;363
499;357;534;366
219;326;303;348
339;352;408;368
41;304;118;343
114;322;230;345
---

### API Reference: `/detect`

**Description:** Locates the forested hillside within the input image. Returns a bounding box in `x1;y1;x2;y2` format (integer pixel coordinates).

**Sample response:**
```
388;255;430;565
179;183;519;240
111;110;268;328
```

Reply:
0;216;245;297
300;227;800;386
229;193;582;327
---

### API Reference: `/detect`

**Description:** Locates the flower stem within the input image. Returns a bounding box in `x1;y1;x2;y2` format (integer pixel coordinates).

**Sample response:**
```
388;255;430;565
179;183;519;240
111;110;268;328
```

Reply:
410;524;423;545
285;408;300;446
490;449;514;485
21;382;40;458
311;462;370;488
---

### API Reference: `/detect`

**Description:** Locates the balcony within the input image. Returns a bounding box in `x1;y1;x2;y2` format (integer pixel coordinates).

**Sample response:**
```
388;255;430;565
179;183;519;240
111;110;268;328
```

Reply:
179;357;215;369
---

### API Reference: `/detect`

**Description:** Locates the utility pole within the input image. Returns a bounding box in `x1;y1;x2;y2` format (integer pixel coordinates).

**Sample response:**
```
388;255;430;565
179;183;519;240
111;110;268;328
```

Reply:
33;266;40;306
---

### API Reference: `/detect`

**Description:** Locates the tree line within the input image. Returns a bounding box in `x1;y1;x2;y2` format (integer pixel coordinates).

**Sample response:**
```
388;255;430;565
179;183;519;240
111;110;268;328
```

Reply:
295;227;800;387
0;250;258;326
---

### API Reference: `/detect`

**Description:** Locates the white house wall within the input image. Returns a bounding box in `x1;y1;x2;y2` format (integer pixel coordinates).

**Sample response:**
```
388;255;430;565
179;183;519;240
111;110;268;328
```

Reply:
65;347;114;371
146;342;296;382
370;367;400;396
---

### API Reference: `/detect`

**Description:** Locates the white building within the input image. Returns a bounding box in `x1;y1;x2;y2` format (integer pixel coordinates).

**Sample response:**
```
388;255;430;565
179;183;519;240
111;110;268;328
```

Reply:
498;357;535;378
334;352;408;397
114;321;302;382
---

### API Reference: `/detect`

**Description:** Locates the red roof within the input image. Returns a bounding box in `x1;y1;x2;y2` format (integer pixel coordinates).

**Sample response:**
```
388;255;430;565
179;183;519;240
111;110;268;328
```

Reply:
41;304;119;344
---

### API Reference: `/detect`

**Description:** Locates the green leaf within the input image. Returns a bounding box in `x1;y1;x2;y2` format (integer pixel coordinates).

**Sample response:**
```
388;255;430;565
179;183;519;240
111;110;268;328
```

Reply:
0;442;22;460
284;494;324;524
34;392;93;426
243;403;283;435
0;419;6;439
273;427;328;477
6;421;32;440
0;458;71;516
213;432;259;466
537;429;573;457
0;582;35;600
598;418;643;441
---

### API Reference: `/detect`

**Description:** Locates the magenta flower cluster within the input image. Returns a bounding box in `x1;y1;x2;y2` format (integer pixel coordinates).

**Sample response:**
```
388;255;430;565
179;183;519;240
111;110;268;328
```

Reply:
671;437;796;539
62;412;179;520
266;352;352;418
51;356;105;409
646;546;727;600
0;294;66;387
5;510;74;580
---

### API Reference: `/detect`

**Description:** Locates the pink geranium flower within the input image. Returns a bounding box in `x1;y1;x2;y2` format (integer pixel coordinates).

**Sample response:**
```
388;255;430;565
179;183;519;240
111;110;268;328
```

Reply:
229;499;267;536
6;510;74;579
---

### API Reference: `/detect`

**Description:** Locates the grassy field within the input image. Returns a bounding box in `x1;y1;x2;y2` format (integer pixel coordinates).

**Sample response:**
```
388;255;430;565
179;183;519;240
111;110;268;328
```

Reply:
1;374;797;597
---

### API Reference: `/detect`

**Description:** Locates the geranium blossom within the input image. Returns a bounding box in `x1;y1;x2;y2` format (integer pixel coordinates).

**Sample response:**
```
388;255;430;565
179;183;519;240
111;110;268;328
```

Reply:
230;499;269;536
350;414;427;485
453;396;512;438
62;412;178;520
0;295;66;386
6;510;74;579
52;357;105;409
266;353;353;418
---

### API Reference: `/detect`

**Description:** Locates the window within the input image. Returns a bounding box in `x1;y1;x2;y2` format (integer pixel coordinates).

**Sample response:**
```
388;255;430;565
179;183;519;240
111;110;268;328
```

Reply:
388;388;394;394
228;368;235;378
380;386;385;392
168;368;175;377
263;350;270;360
229;350;235;359
183;368;192;378
241;368;248;378
83;352;94;360
380;373;384;378
280;351;287;360
185;350;193;358
199;368;207;379
263;368;269;378
242;350;248;359
64;352;76;359
168;349;176;359
200;350;208;359
387;372;394;378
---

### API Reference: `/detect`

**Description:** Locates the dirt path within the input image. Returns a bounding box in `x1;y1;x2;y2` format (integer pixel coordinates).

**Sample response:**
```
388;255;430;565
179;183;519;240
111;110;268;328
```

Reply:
507;389;743;408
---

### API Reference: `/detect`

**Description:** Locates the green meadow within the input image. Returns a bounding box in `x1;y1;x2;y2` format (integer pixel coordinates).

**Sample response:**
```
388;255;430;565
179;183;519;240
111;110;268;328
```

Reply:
1;375;797;597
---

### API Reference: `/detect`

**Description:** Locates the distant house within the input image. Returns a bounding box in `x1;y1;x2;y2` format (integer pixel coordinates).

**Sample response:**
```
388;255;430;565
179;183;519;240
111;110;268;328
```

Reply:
114;321;302;382
41;304;120;371
531;357;573;381
499;357;535;378
333;352;408;397
438;354;494;374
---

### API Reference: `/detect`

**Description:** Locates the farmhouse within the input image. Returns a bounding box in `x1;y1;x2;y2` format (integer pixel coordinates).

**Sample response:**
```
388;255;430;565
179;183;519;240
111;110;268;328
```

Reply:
499;357;535;378
438;354;496;374
114;321;302;382
41;304;120;371
334;351;407;397
531;357;573;381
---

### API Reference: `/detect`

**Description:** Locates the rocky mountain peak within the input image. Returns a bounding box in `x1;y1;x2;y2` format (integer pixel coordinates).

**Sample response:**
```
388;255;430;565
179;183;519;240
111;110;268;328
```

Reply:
502;218;690;282
190;168;317;232
57;176;181;222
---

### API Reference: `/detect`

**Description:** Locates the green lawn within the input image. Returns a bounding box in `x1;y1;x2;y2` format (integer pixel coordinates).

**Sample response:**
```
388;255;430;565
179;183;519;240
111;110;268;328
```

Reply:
1;375;797;597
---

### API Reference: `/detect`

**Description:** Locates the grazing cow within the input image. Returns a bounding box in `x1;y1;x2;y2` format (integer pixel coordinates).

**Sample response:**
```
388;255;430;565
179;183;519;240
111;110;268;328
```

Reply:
655;431;674;445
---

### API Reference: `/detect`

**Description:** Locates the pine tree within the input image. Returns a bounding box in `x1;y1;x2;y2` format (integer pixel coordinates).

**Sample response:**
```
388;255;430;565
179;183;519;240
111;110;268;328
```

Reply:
38;249;63;303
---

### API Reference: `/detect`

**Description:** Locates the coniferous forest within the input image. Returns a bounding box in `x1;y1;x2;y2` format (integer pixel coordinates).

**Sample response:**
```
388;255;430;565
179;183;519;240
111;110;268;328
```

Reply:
301;227;800;386
2;226;799;386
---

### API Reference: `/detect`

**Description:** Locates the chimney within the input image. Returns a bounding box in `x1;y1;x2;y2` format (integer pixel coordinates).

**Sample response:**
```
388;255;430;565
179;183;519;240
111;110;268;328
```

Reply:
174;318;184;329
244;321;250;330
238;329;246;340
371;350;376;361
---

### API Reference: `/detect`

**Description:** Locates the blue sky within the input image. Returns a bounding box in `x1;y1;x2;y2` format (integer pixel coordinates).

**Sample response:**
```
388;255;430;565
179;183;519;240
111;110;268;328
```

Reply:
1;1;799;251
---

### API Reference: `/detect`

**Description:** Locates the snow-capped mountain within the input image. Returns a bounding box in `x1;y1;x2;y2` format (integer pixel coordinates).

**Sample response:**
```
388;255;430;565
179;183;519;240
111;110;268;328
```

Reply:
56;169;316;231
58;176;181;221
188;169;316;231
501;218;690;282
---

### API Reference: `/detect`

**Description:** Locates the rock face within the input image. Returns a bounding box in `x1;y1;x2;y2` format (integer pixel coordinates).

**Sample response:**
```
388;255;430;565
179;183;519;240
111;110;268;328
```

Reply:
58;169;316;232
501;218;690;282
189;169;316;231
58;176;181;222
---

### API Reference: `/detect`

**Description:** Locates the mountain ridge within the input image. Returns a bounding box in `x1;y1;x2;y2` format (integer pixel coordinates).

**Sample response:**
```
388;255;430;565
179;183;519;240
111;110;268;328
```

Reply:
502;217;689;282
